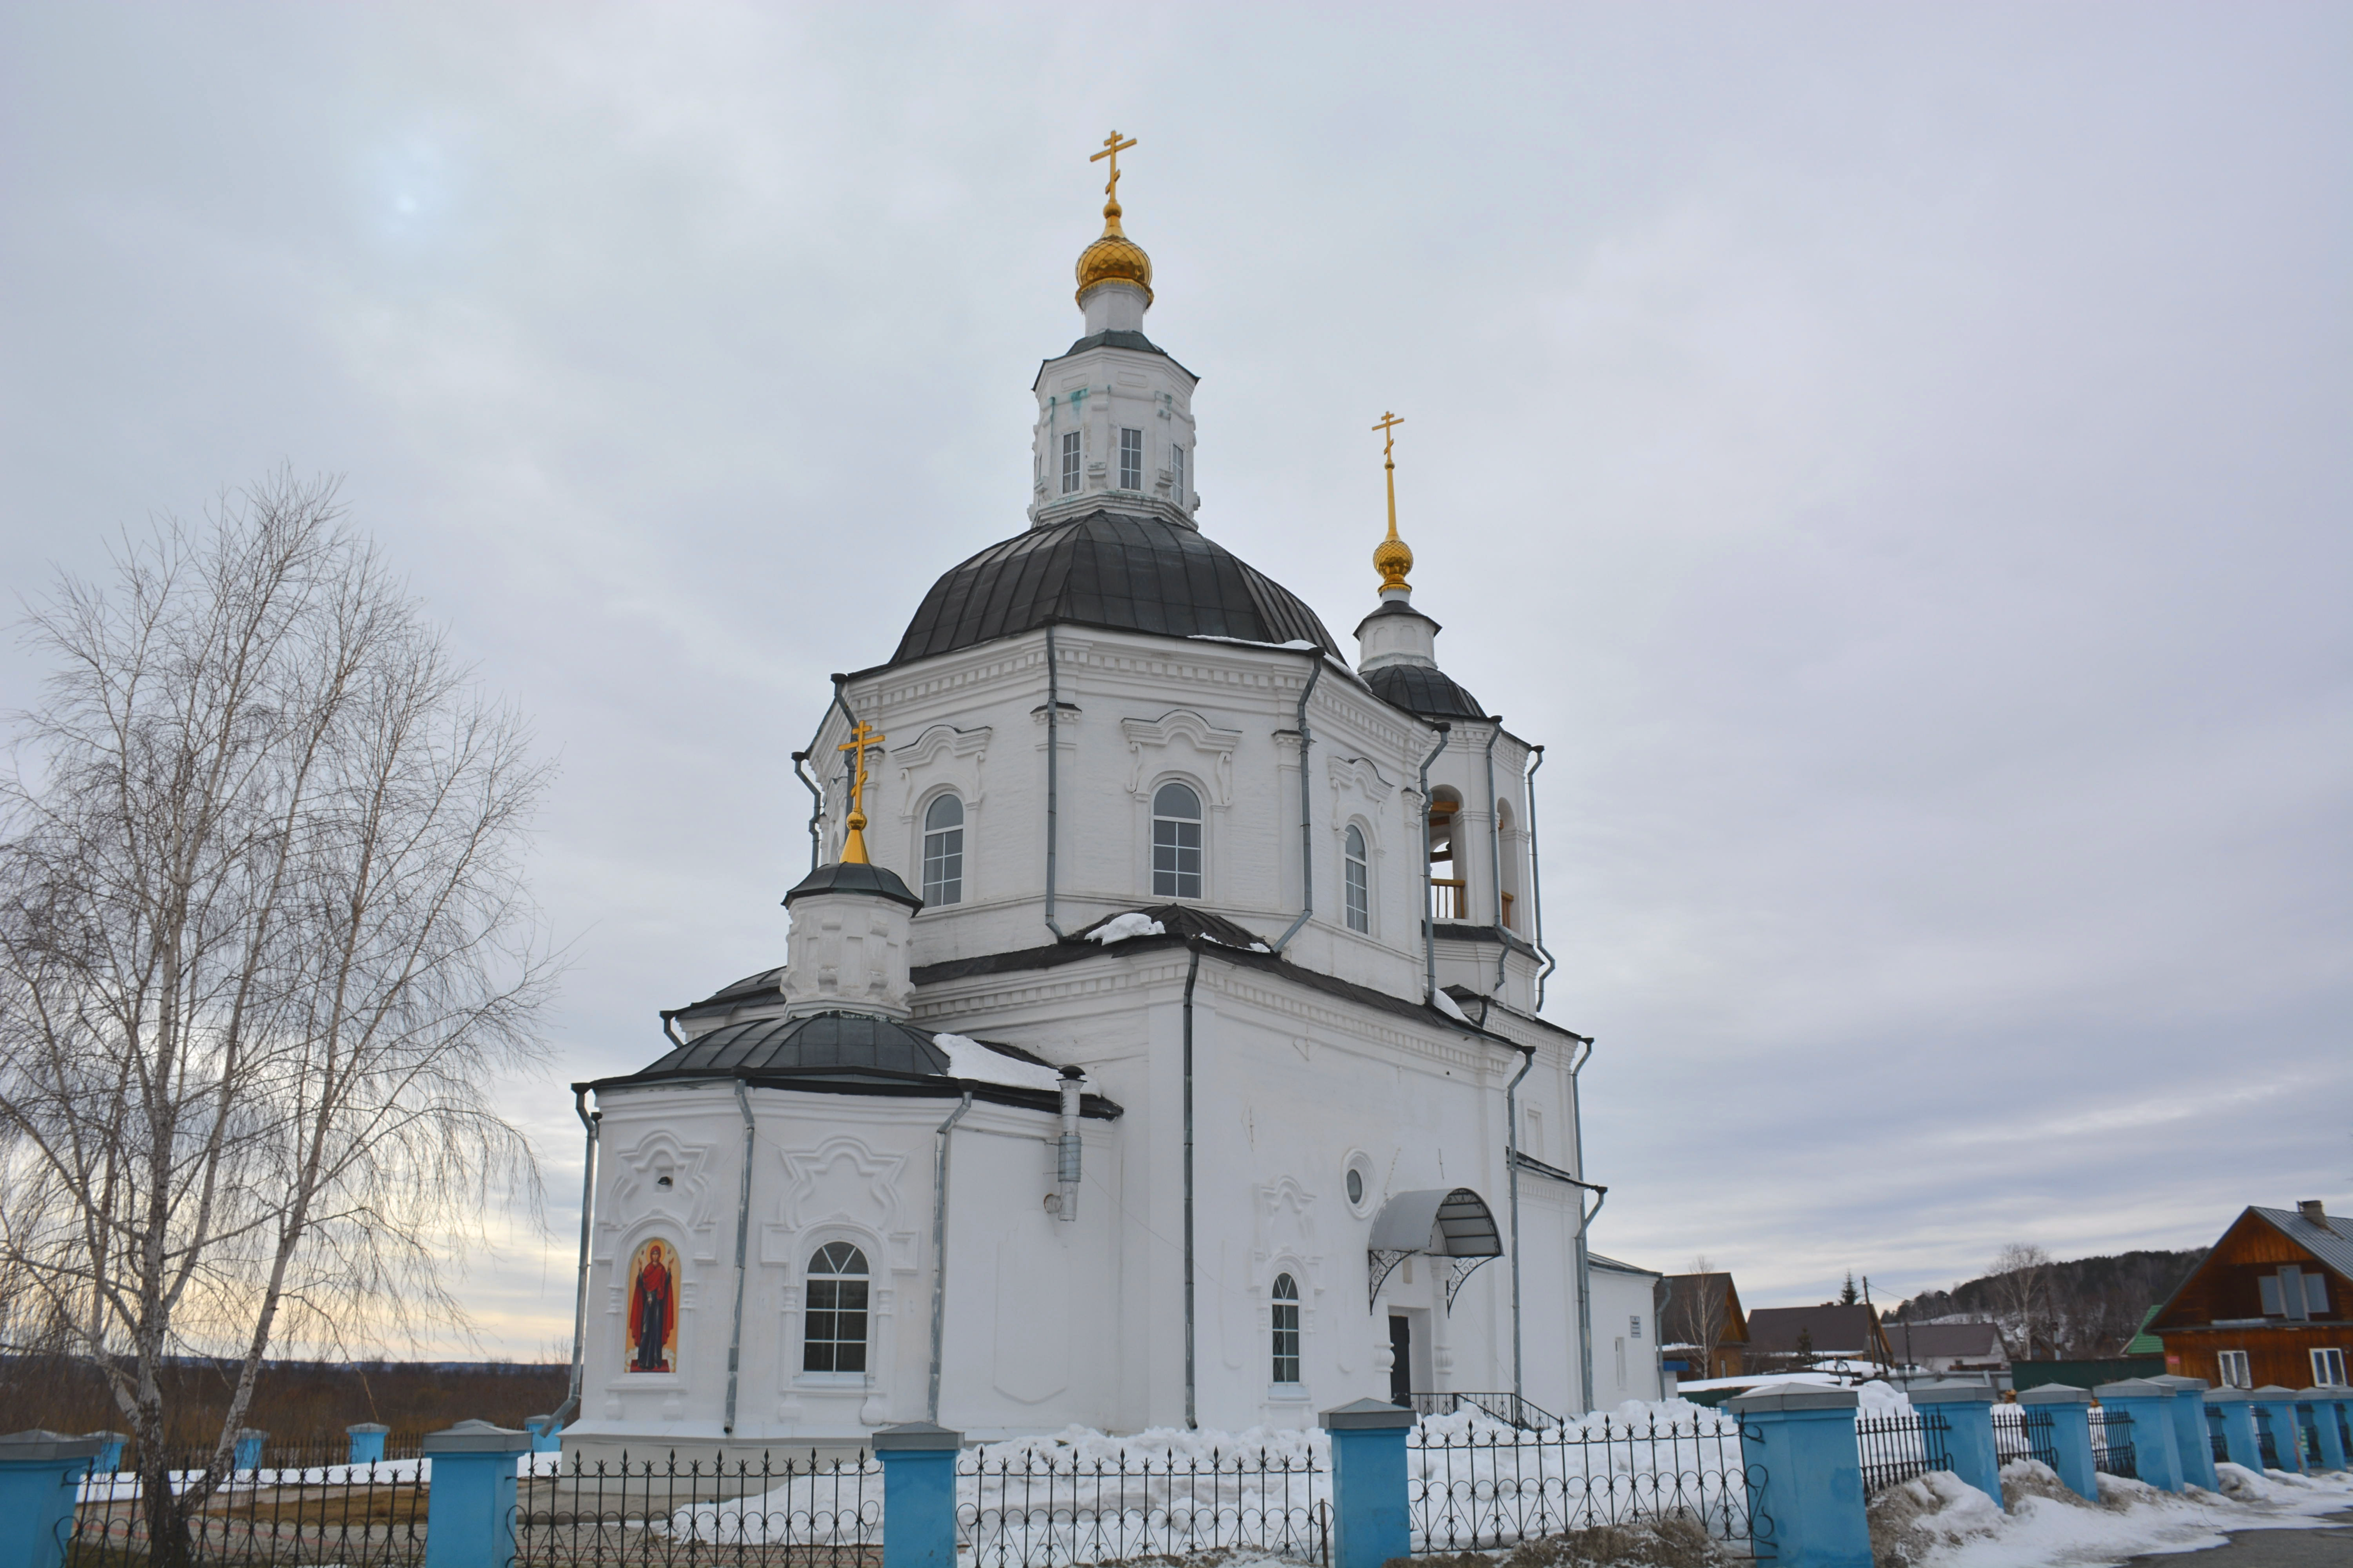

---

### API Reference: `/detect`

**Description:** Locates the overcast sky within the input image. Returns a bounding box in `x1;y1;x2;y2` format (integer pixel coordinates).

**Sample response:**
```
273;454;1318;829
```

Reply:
2;3;2346;1359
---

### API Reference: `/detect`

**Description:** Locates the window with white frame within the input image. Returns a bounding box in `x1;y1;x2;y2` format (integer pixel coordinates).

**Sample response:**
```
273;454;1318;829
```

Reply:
1061;431;1081;495
1344;823;1370;932
2315;1348;2347;1387
922;794;964;906
1172;445;1185;503
2217;1349;2251;1389
1152;782;1203;899
1119;427;1144;491
802;1242;870;1373
1271;1273;1301;1384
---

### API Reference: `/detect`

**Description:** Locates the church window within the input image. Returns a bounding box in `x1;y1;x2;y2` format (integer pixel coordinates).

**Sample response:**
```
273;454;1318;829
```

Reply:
1271;1273;1301;1384
1151;782;1203;899
1061;431;1081;495
1344;825;1369;933
922;794;965;906
1172;445;1185;502
1345;1168;1364;1205
1119;427;1144;491
803;1242;870;1374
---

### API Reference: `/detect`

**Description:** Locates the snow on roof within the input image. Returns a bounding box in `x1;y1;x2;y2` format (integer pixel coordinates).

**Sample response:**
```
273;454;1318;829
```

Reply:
931;1033;1071;1093
1084;912;1166;944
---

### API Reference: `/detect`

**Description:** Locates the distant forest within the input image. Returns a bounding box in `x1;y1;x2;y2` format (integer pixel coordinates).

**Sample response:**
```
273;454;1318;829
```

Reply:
0;1355;569;1449
1885;1247;2208;1360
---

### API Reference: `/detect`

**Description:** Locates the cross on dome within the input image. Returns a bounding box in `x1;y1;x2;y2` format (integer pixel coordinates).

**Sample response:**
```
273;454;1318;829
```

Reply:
1372;411;1414;593
836;719;885;864
1076;129;1152;305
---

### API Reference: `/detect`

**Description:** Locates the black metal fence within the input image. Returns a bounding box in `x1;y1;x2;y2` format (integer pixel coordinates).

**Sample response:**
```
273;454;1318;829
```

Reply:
69;1451;427;1568
957;1445;1323;1568
2089;1408;2136;1480
512;1452;879;1568
2254;1409;2280;1471
1405;1415;1762;1554
1991;1406;2060;1470
1856;1409;1953;1496
1405;1392;1560;1433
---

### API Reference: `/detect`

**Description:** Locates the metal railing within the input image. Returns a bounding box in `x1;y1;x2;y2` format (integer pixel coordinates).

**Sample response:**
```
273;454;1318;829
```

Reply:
2254;1408;2280;1471
1406;1414;1761;1554
70;1450;426;1568
1856;1410;1954;1496
1407;1392;1561;1433
958;1444;1323;1568
2090;1408;2137;1480
512;1451;879;1568
1991;1406;2060;1470
2206;1407;2230;1464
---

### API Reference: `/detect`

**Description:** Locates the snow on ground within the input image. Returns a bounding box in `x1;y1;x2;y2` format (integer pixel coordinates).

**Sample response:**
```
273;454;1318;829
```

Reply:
1874;1457;2353;1568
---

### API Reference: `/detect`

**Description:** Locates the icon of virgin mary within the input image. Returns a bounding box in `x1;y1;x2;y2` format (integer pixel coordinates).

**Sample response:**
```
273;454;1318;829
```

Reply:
626;1239;676;1373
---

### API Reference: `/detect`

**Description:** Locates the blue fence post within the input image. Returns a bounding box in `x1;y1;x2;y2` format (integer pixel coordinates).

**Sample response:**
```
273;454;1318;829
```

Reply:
80;1434;125;1476
1725;1386;1871;1568
521;1417;559;1455
2149;1376;2218;1490
875;1422;961;1568
2017;1386;2096;1500
348;1423;390;1466
1320;1398;1414;1568
0;1430;104;1568
2204;1388;2262;1472
2095;1382;2183;1492
233;1428;266;1472
1908;1385;2000;1504
2252;1388;2304;1473
2301;1390;2349;1472
421;1420;531;1568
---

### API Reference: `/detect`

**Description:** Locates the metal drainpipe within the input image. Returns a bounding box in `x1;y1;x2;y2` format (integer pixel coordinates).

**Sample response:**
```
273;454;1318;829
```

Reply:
926;1093;974;1422
723;1080;755;1436
551;1089;599;1427
1044;625;1069;940
1504;1046;1535;1402
1569;1036;1597;1410
1525;746;1558;1010
1484;726;1507;992
790;752;823;875
1271;654;1325;953
1055;1070;1082;1221
1417;724;1452;1002
1181;942;1204;1429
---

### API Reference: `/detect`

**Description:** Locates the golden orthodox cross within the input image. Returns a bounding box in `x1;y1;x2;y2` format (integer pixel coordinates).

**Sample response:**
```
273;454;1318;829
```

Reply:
838;720;883;819
1091;129;1138;204
1372;410;1405;468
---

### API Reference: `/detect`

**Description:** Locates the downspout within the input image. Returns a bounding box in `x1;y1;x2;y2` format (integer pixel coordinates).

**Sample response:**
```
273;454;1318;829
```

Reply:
1525;746;1558;1010
1271;654;1326;953
722;1080;755;1436
1043;625;1069;940
1181;941;1204;1429
551;1089;599;1428
1504;1046;1535;1402
791;752;823;875
1417;724;1452;1002
926;1093;974;1422
1485;726;1507;990
1055;1070;1082;1221
1570;1035;1597;1411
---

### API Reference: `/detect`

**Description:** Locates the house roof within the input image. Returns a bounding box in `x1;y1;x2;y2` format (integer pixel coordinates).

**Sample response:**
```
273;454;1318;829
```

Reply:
1660;1273;1751;1344
2149;1204;2352;1331
1884;1320;2008;1361
1745;1305;1889;1357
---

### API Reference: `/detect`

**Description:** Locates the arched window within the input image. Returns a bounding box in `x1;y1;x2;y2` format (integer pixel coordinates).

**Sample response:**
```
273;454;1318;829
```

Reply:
803;1242;871;1373
922;794;965;906
1152;782;1203;899
1427;788;1463;922
1343;824;1370;933
1271;1273;1301;1384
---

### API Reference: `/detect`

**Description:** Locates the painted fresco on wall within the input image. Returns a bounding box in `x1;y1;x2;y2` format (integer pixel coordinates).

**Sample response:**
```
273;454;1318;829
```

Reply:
626;1237;679;1373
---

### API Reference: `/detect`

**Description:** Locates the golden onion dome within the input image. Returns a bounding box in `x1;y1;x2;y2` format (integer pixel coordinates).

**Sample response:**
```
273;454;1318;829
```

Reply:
1076;202;1153;305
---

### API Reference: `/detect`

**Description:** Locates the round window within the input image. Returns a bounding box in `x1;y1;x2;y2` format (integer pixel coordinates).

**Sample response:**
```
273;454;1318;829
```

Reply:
1345;1168;1364;1205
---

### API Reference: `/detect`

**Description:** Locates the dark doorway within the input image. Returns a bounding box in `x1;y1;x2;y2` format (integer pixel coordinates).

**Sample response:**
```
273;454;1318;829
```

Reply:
1388;1313;1413;1406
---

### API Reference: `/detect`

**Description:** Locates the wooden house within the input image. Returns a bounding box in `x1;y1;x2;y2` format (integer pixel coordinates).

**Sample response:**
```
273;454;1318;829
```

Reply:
2147;1202;2351;1390
1661;1272;1751;1379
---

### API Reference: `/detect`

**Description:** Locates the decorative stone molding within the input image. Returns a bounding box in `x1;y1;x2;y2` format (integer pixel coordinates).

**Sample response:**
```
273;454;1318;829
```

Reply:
1328;753;1397;805
891;725;991;818
1121;709;1244;804
774;1136;915;1270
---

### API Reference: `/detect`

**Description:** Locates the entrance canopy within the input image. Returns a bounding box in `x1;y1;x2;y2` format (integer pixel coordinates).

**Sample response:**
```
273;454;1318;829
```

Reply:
1367;1187;1501;1310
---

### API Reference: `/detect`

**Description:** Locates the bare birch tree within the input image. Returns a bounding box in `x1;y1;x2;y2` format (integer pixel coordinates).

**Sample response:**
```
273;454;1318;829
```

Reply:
0;475;554;1565
1671;1255;1730;1380
1989;1242;2054;1362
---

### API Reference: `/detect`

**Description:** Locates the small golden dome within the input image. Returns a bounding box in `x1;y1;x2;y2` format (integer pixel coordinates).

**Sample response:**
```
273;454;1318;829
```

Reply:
1076;202;1153;305
1374;534;1414;592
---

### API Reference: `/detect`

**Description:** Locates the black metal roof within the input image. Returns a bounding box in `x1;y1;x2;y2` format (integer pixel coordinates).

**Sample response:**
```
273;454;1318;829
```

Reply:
1364;662;1488;720
634;1012;950;1082
888;511;1338;668
783;860;922;910
1035;330;1197;384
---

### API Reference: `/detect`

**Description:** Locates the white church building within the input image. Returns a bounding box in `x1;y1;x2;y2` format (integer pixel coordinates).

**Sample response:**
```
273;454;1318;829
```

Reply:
556;139;1661;1459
